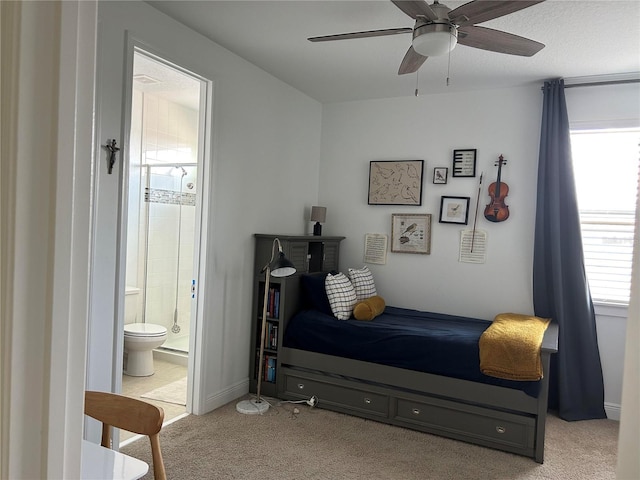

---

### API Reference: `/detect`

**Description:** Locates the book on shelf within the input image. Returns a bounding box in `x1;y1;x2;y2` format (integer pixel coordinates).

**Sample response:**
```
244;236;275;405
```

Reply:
264;355;276;383
263;285;281;318
264;322;278;350
269;287;276;317
254;352;276;383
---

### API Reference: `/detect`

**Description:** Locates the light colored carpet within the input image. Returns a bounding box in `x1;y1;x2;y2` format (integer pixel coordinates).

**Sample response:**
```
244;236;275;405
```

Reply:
141;377;187;406
121;396;619;480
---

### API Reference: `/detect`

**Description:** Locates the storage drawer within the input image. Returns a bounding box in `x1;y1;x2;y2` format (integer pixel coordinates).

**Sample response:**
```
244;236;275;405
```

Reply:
284;374;388;417
394;397;535;450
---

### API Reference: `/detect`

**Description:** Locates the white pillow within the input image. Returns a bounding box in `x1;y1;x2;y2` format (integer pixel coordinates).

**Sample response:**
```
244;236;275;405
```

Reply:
348;266;377;301
325;272;357;320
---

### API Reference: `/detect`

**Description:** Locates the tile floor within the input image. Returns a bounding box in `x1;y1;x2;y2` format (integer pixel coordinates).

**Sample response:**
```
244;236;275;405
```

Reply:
120;357;188;443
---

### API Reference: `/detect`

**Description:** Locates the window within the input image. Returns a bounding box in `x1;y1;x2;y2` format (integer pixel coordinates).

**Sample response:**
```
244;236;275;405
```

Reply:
570;128;639;305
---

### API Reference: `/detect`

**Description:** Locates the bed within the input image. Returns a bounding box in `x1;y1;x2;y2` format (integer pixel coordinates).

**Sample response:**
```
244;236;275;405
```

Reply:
276;273;558;463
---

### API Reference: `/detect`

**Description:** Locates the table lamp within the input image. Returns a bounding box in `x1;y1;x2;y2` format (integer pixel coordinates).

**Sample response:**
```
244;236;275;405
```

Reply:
236;237;296;415
310;206;327;236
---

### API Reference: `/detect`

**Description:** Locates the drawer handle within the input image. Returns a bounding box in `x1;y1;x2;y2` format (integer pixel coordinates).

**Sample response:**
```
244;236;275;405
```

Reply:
496;426;506;434
297;383;305;390
364;397;372;405
412;408;421;415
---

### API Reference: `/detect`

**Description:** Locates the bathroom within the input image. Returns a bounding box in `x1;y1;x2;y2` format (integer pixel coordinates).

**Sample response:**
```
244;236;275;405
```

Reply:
121;51;204;432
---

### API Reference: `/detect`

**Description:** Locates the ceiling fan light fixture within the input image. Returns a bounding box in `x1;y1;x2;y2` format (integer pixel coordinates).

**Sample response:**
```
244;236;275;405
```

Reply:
412;23;457;57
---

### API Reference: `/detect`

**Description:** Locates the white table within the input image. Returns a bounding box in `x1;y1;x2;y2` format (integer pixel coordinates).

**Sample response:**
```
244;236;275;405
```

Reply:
81;440;149;480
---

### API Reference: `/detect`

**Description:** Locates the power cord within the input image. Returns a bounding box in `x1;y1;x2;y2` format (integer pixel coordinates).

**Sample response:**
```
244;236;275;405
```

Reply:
278;395;318;408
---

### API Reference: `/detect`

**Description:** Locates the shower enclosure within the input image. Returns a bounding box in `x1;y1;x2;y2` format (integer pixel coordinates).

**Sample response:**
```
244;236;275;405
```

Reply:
141;163;197;352
126;161;196;355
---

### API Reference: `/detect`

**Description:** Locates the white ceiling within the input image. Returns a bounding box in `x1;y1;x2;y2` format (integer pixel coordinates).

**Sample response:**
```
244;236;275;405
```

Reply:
133;53;202;109
146;0;640;103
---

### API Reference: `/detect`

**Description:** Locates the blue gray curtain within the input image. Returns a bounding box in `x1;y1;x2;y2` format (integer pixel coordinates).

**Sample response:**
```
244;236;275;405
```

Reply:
533;79;607;421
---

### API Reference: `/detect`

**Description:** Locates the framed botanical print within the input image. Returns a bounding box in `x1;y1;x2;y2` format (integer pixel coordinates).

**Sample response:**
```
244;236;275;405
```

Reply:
391;213;431;254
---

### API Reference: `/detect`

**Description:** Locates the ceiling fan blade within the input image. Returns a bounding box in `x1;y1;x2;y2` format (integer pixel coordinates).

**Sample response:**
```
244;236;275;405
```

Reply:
398;46;427;75
458;25;544;56
308;27;412;42
449;0;545;27
391;0;438;21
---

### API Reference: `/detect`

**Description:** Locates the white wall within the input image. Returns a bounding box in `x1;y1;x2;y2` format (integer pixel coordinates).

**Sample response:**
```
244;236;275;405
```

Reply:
596;309;628;419
565;81;640;130
94;1;323;413
319;83;639;417
320;87;542;320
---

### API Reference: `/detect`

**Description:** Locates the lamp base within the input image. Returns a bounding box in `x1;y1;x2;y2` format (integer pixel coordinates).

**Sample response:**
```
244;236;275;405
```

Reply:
236;398;270;415
313;222;322;236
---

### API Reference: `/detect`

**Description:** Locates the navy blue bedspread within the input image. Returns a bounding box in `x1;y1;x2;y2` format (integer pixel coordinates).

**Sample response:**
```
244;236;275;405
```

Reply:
283;306;540;397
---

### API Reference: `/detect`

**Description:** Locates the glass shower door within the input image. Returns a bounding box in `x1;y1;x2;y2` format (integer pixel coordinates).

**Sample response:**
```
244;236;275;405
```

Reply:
143;164;197;353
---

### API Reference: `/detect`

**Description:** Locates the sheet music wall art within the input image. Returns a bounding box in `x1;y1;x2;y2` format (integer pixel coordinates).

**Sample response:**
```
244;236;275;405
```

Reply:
452;149;477;178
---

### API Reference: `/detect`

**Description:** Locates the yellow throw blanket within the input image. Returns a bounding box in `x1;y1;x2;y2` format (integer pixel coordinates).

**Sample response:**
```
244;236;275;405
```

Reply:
479;313;551;381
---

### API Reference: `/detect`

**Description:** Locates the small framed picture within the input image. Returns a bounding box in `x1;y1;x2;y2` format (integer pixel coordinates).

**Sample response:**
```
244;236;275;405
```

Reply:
452;149;477;177
439;196;471;225
391;213;431;254
433;167;448;184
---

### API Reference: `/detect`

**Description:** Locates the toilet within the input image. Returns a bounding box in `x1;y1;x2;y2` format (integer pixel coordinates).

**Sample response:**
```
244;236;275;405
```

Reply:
123;287;167;376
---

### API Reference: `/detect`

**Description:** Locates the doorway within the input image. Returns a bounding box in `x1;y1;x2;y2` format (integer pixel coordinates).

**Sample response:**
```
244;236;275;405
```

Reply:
121;49;206;436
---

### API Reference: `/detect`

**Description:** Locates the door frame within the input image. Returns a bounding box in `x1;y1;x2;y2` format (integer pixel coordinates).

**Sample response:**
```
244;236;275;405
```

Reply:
114;35;213;414
1;2;97;477
88;28;213;428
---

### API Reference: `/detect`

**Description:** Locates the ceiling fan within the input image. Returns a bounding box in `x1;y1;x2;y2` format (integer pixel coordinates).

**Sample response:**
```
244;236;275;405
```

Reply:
308;0;546;75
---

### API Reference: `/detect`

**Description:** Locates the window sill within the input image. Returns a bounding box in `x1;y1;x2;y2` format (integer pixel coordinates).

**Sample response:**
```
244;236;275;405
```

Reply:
594;302;628;318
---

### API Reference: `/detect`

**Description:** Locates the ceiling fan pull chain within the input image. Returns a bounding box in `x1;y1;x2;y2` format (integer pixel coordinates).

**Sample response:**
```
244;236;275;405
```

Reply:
415;70;420;97
446;31;453;87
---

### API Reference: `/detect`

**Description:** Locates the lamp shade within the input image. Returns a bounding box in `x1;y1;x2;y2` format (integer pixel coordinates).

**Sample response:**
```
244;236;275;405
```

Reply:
412;23;457;57
310;206;327;223
271;252;296;277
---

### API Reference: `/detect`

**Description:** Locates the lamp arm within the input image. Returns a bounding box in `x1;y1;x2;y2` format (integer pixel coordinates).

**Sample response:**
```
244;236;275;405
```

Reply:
260;237;283;273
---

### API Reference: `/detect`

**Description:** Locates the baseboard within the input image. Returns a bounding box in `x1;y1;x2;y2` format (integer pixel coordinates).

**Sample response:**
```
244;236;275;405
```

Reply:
153;348;188;367
198;379;249;414
605;402;621;421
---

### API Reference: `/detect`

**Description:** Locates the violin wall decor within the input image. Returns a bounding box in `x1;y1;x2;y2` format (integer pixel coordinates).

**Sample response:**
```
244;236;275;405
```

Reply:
484;155;510;223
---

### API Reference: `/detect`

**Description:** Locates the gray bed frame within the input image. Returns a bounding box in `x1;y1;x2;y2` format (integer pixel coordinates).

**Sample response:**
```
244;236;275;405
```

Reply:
276;279;559;463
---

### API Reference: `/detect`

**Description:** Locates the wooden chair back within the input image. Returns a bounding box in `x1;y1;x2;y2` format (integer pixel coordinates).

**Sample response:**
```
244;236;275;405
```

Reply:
85;391;166;480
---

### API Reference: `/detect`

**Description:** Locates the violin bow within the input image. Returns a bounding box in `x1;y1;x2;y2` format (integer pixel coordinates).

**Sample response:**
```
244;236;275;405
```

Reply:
471;173;483;253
